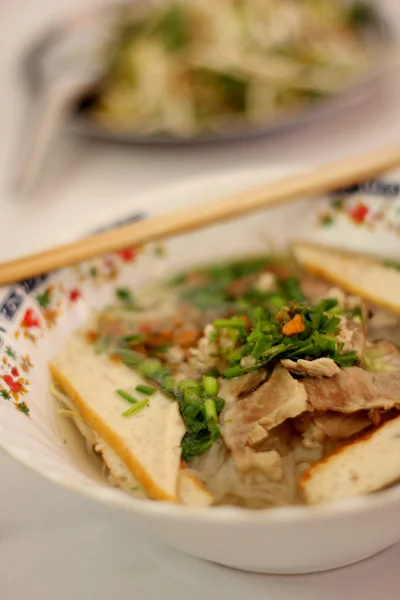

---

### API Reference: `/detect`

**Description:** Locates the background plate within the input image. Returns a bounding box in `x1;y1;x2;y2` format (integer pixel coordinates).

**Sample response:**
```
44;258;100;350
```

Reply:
21;2;397;145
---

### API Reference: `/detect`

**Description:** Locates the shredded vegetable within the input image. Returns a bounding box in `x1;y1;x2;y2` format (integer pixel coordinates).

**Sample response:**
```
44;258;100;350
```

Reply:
88;0;377;136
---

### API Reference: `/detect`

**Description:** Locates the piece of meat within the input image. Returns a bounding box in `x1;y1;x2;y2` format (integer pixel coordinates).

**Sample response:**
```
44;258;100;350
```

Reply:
305;367;400;413
313;412;371;440
299;415;400;504
281;357;340;378
307;283;364;314
235;448;283;481
299;274;333;303
246;424;269;446
257;367;308;430
221;365;307;457
227;275;257;298
295;411;369;449
225;370;267;398
254;272;276;293
368;312;400;346
338;317;366;355
299;420;325;449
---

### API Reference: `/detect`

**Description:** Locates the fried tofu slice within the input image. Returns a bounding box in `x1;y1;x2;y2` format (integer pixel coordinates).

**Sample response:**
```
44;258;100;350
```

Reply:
177;470;214;507
50;333;185;502
292;242;400;314
299;415;400;504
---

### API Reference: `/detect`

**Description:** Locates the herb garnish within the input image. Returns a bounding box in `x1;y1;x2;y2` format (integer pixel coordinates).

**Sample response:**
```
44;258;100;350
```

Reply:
115;288;137;309
155;4;189;53
122;398;149;418
116;347;224;460
278;277;306;303
93;337;111;355
383;259;400;271
135;384;156;396
116;389;138;404
347;1;377;28
102;258;361;460
216;298;358;378
177;257;285;312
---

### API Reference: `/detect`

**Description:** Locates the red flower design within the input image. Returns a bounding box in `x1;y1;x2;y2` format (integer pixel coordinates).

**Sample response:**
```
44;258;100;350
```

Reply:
69;288;82;302
116;247;136;262
11;367;19;378
21;308;41;329
3;375;21;393
349;203;368;224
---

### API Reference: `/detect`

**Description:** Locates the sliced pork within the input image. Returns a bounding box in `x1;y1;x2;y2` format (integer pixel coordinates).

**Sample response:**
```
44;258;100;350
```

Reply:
312;412;371;440
221;365;307;459
338;317;366;355
305;367;400;413
281;357;339;378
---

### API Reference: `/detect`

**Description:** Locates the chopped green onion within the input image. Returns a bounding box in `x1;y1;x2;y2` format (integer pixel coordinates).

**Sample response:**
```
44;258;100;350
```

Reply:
204;397;218;424
93;338;110;355
149;344;171;354
179;379;200;392
267;294;287;310
205;367;220;378
168;272;187;286
325;304;343;315
115;348;143;365
154;244;165;256
116;389;138;404
347;1;377;28
139;358;162;376
122;398;149;417
214;396;225;412
279;277;306;303
135;384;156;396
156;4;189;53
123;334;143;343
116;288;135;306
202;375;219;396
183;388;201;404
223;365;245;378
334;351;359;367
214;318;247;330
209;330;220;342
161;375;176;391
351;306;364;323
383;259;400;271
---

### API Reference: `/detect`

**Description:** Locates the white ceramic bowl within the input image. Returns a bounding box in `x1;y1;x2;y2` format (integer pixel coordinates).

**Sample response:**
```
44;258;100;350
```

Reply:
1;167;400;574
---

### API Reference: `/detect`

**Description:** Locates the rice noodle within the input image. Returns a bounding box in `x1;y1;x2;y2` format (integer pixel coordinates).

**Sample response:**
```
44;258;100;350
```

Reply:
191;439;300;508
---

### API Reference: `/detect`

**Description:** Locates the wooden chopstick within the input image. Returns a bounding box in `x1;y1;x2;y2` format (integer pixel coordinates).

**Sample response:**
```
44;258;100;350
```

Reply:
1;144;400;286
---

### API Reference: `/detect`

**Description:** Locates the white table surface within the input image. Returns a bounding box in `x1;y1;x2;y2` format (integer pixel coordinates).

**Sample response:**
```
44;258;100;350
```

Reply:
2;1;400;598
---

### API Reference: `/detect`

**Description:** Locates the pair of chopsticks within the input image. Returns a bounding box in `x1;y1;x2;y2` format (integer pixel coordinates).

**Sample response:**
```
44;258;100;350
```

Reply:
1;144;400;287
